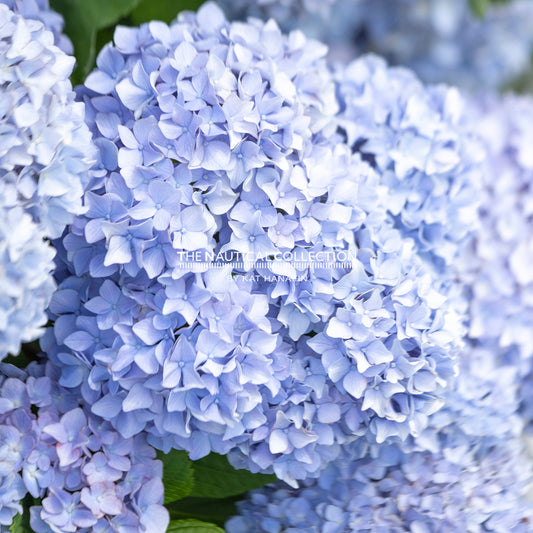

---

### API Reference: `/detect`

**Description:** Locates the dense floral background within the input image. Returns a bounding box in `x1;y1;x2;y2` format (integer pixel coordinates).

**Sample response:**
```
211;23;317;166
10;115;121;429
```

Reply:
2;0;533;532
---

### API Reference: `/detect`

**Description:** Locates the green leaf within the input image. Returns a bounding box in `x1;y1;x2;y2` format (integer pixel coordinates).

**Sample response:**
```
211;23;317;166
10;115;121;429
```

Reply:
469;0;489;17
129;0;203;25
158;449;195;504
10;495;35;533
166;519;225;533
166;496;241;526
189;453;276;499
50;0;142;84
10;514;29;533
469;0;511;16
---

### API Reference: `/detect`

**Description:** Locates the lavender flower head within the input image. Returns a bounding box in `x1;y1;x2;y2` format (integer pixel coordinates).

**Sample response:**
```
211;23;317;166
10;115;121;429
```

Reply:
0;361;169;532
349;0;533;90
0;4;95;238
222;0;533;91
454;94;533;430
219;0;339;32
47;2;466;485
0;5;94;357
335;55;483;268
0;188;55;359
0;0;72;53
226;350;533;532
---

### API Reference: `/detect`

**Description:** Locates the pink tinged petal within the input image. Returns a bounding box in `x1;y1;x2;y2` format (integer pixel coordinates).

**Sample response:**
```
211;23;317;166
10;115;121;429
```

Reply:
56;442;81;467
100;493;123;516
42;422;67;443
80;488;104;518
42;493;64;514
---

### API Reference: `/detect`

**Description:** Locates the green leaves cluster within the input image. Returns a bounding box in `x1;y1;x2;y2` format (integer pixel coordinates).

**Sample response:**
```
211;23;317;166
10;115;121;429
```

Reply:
469;0;511;17
160;451;277;531
10;495;39;533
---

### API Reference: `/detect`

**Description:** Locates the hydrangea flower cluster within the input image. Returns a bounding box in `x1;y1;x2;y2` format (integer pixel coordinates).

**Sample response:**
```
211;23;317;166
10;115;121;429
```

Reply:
221;0;533;91
0;5;94;358
351;0;533;90
0;361;168;532
226;350;532;532
0;4;94;239
453;94;533;430
0;0;72;53
335;55;483;268
219;0;338;35
224;0;336;17
1;0;533;530
39;2;470;486
0;188;55;359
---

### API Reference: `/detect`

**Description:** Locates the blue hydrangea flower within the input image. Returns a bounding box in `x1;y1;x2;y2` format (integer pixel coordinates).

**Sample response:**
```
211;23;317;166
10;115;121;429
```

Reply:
0;191;55;359
221;0;533;91
0;0;72;53
348;0;533;90
46;2;466;485
219;0;337;29
226;350;532;532
0;361;169;532
0;4;95;239
453;94;533;432
335;55;483;268
0;5;94;357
